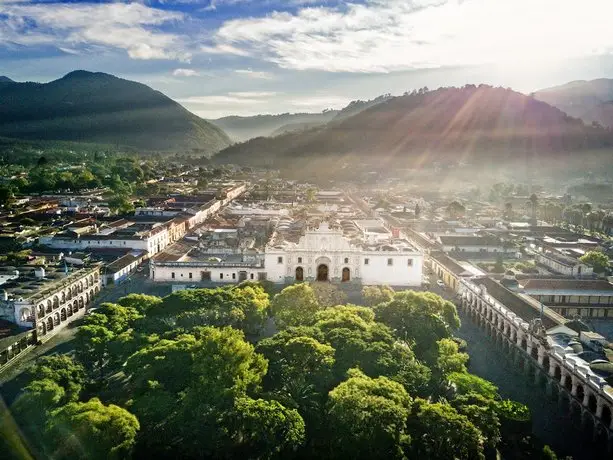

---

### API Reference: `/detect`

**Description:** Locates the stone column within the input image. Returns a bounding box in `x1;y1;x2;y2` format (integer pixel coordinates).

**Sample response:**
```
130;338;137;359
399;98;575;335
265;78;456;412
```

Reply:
583;391;590;408
596;399;604;419
571;380;578;397
537;347;546;366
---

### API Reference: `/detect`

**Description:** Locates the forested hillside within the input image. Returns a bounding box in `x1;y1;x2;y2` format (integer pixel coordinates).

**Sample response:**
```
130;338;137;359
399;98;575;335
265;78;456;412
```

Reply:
216;85;613;170
0;71;231;154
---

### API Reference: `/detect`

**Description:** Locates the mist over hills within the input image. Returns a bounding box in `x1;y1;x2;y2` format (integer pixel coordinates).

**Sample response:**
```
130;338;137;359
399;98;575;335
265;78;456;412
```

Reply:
0;71;231;153
216;85;613;171
210;95;393;142
210;112;338;142
535;79;613;128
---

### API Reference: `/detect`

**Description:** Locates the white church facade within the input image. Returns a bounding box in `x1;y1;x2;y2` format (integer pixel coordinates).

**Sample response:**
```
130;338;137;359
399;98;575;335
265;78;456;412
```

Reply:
264;222;422;286
151;222;423;287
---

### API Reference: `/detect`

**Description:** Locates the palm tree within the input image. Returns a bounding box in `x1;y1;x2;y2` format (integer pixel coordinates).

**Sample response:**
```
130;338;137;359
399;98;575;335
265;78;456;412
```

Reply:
528;194;538;224
603;214;613;236
447;201;465;219
580;203;592;227
504;202;513;220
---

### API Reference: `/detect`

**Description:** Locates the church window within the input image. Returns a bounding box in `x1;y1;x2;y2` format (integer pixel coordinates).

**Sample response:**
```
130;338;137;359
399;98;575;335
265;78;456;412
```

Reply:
364;258;369;265
278;256;283;264
387;258;394;266
344;257;349;264
298;257;302;263
407;259;413;267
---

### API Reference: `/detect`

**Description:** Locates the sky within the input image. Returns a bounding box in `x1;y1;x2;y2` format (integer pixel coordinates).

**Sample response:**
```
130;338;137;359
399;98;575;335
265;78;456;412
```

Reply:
3;0;613;119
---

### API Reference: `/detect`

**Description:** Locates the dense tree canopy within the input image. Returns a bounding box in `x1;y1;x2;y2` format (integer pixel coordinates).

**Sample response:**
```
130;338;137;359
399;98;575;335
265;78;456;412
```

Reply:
374;291;460;363
9;284;538;459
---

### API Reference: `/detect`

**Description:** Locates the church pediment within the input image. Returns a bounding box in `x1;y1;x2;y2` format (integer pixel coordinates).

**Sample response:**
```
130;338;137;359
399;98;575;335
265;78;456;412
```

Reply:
294;222;356;251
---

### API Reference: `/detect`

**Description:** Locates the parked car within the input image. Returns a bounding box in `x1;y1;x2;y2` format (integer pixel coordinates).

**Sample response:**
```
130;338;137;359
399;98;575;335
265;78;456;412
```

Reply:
436;280;445;288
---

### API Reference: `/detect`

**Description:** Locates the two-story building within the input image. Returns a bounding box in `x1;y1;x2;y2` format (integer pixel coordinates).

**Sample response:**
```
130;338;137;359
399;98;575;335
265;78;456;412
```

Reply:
0;263;102;345
521;279;613;319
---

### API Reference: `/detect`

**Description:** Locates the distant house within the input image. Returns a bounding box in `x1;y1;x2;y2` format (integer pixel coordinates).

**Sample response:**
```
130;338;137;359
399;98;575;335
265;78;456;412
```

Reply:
522;278;613;318
535;250;593;277
439;235;508;254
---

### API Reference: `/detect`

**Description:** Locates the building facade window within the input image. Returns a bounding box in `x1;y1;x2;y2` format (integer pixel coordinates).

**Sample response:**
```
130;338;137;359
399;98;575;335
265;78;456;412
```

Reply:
298;257;302;263
189;273;193;279
364;258;369;265
278;256;283;264
388;258;393;266
407;259;413;266
171;272;175;279
232;273;236;280
220;273;224;279
344;257;349;264
250;273;254;280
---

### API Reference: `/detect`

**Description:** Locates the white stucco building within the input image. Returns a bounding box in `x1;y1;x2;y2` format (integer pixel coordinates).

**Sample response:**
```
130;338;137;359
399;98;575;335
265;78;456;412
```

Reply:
0;264;102;343
264;222;422;286
151;220;423;287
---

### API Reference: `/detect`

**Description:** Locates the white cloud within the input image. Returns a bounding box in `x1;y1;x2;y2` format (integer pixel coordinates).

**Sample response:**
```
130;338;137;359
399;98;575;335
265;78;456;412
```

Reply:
234;69;274;80
179;95;266;105
287;95;351;110
178;90;280;118
0;2;189;61
173;68;200;77
209;0;613;73
200;43;251;57
227;91;277;97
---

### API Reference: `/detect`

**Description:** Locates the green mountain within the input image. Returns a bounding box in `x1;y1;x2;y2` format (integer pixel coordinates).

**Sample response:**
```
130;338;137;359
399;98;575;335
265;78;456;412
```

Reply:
216;85;613;171
0;71;231;154
534;79;613;127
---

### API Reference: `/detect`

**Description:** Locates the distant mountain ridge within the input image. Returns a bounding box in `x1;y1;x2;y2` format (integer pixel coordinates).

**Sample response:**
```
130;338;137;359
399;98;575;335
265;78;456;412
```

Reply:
0;70;231;153
216;85;613;170
535;79;613;127
210;112;338;142
0;76;14;83
210;95;393;141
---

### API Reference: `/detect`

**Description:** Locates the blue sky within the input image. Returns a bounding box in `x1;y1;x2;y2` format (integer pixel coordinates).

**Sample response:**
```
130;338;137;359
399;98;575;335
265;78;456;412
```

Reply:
2;0;613;118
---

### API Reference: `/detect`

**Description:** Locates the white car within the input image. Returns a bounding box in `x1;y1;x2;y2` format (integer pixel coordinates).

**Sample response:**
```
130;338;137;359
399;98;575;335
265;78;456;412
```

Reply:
436;280;445;288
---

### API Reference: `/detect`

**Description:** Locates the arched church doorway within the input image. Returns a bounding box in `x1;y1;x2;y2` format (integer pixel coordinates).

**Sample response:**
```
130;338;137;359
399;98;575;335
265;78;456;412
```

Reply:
317;264;329;282
295;267;304;282
342;267;350;282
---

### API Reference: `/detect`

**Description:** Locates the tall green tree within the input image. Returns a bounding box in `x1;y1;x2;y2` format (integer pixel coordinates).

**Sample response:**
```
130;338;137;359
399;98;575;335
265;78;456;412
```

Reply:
74;319;116;382
406;400;485;460
271;283;322;329
374;291;460;363
326;369;412;459
11;379;66;452
45;398;140;460
27;355;86;402
227;397;306;459
361;285;395;307
117;293;162;314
